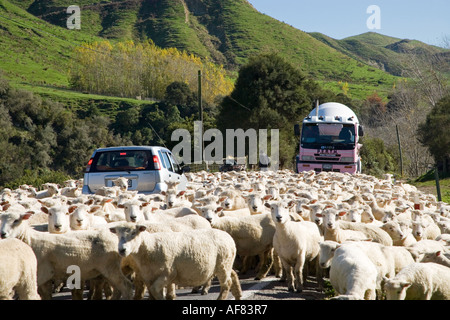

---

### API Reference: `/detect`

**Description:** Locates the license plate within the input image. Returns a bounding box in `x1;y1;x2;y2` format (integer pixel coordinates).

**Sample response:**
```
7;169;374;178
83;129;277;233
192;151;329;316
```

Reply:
323;164;332;170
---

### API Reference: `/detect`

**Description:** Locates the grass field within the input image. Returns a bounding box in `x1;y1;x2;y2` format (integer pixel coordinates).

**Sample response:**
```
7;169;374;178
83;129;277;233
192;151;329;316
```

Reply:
410;171;450;204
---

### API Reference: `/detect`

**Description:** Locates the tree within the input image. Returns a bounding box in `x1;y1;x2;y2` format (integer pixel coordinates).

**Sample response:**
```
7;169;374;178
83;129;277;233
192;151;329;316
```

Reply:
164;81;198;118
418;95;450;174
217;53;333;168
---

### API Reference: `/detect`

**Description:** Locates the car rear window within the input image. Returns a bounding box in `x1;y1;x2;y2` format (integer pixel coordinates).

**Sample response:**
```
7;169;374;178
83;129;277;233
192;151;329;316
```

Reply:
90;150;156;172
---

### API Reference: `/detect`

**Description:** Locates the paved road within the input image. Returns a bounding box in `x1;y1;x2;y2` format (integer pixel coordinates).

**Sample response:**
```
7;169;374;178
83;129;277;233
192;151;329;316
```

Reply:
53;271;327;301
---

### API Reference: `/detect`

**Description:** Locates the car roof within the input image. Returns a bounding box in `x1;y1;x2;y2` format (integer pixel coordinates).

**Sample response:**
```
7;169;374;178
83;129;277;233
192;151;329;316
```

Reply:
92;146;170;154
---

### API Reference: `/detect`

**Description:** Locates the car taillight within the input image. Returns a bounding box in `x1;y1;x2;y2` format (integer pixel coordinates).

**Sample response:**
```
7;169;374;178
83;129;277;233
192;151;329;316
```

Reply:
85;158;93;172
153;155;161;170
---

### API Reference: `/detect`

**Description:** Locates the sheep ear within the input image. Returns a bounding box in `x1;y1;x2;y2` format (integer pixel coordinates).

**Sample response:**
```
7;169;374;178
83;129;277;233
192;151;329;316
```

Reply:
401;282;411;289
109;227;117;234
315;213;323;218
68;206;77;214
118;204;125;209
21;211;34;220
177;191;186;197
287;200;296;208
338;211;347;217
41;207;49;214
160;191;166;196
436;251;442;257
263;195;273;201
136;225;147;233
90;205;101;213
2;203;11;211
264;202;271;209
216;207;224;213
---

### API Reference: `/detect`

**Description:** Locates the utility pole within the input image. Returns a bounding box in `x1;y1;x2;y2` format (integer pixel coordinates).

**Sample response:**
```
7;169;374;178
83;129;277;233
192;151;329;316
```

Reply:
198;70;208;171
396;124;403;177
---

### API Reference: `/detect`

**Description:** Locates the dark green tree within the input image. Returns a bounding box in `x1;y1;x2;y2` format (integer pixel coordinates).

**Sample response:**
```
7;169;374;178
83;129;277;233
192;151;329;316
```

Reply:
217;53;336;168
418;95;450;173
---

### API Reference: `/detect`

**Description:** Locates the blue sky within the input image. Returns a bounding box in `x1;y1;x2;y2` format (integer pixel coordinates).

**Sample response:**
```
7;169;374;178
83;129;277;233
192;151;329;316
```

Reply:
247;0;450;47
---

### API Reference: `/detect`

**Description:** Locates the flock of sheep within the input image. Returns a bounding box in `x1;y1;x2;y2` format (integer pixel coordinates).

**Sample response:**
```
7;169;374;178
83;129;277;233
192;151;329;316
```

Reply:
0;169;450;300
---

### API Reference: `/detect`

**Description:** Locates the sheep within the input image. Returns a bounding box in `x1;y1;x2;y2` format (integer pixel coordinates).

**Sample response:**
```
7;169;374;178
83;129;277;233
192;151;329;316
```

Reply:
112;177;129;192
319;241;377;300
219;189;247;210
266;200;322;292
406;240;449;262
0;238;40;300
421;250;450;268
40;204;71;234
241;192;272;215
69;205;107;230
411;214;441;241
317;208;369;243
337;220;393;246
27;183;60;199
197;203;278;280
380;220;416;246
109;223;242;300
383;263;450;300
0;210;133;300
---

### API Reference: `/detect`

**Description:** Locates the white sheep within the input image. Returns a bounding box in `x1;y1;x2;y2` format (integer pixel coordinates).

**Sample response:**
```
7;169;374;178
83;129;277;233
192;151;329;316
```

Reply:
384;262;450;300
241;192;272;215
27;183;60;199
0;210;133;300
69;205;107;230
317;208;369;243
380;220;417;246
411;215;441;241
266;200;322;292
0;238;40;300
40;204;71;234
219;189;247;210
319;241;377;300
421;250;450;268
109;223;242;300
197;203;278;280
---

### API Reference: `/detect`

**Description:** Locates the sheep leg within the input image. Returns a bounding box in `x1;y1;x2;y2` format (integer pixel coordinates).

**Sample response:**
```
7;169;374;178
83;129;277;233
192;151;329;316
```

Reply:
255;249;273;280
37;281;53;300
294;254;306;293
133;273;146;300
230;270;242;300
281;260;295;292
98;263;133;300
271;250;283;278
147;276;168;300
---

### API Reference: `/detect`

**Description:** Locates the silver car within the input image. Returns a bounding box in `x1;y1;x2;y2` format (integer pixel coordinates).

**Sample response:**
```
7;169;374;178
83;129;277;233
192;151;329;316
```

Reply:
82;146;188;195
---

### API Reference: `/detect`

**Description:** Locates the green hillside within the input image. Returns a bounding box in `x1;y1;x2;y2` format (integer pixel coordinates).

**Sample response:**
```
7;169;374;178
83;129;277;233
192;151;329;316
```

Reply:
310;31;450;77
7;0;402;99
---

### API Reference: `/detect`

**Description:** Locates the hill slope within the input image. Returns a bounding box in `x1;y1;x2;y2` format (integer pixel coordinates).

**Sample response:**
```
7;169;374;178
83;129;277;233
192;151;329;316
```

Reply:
310;31;450;77
8;0;400;98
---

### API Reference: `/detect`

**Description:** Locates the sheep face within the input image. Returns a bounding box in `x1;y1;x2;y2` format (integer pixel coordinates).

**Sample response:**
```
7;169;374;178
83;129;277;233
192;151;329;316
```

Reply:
384;279;410;300
382;221;405;241
120;201;145;223
109;224;146;257
265;201;293;224
41;205;70;234
319;241;340;269
197;205;223;225
243;193;271;214
69;205;89;230
0;211;33;239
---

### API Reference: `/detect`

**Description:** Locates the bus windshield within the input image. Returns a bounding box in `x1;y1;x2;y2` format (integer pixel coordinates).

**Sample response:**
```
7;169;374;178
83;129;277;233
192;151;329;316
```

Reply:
301;123;356;150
